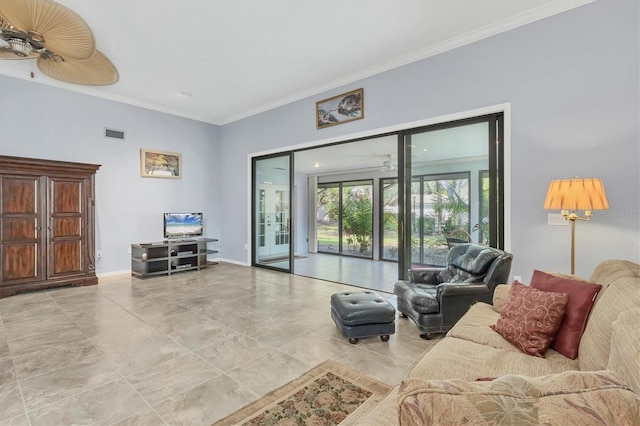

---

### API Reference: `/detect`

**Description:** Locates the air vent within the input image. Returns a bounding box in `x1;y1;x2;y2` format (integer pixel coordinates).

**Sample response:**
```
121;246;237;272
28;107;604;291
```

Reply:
105;128;125;140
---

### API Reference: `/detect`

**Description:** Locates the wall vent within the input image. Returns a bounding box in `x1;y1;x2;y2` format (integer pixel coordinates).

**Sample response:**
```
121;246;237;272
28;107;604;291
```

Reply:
105;128;125;140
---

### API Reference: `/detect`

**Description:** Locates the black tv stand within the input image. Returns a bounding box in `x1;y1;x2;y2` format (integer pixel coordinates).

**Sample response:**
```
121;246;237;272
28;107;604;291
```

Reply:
131;238;218;278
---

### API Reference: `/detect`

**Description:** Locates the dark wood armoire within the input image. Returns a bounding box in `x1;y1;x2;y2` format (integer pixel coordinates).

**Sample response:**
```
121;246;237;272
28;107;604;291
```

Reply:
0;155;100;298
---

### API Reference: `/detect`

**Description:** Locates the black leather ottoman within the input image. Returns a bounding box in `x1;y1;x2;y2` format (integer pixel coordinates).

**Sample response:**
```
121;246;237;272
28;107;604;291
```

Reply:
331;291;396;344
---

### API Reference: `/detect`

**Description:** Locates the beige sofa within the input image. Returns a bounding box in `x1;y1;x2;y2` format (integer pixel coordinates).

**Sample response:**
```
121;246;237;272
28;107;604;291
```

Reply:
354;259;640;425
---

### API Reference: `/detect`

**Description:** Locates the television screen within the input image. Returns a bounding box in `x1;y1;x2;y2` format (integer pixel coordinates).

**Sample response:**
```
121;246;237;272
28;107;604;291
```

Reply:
164;213;203;239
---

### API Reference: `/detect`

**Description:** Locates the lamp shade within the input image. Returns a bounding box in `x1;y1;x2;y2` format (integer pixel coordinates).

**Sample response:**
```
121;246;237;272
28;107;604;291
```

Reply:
544;178;609;211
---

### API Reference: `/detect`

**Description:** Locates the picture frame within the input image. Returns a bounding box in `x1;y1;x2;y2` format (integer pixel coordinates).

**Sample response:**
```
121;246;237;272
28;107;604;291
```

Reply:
316;88;364;129
140;149;182;179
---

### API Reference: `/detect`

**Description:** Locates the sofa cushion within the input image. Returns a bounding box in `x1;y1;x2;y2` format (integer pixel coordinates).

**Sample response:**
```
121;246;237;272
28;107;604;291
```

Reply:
530;270;602;359
491;282;569;357
608;308;640;394
580;260;640;371
448;303;532;353
397;371;640;425
409;335;578;382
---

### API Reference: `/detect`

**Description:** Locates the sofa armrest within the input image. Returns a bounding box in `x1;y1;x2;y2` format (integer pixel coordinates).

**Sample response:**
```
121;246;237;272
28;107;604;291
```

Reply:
492;284;511;312
409;268;443;284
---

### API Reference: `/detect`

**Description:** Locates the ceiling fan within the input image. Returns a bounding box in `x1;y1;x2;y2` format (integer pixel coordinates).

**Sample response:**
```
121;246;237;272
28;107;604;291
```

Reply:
0;0;118;85
380;154;397;171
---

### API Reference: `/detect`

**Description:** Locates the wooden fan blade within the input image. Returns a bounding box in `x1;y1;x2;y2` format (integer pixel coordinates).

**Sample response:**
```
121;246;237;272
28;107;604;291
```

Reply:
0;45;38;59
37;50;118;86
0;0;95;60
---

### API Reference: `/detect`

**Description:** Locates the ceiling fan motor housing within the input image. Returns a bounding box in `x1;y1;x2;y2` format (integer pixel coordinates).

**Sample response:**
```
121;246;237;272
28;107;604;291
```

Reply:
7;38;33;57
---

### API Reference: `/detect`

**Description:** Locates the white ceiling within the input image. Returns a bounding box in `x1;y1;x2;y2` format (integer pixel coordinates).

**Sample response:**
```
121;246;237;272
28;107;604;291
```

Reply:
0;0;591;125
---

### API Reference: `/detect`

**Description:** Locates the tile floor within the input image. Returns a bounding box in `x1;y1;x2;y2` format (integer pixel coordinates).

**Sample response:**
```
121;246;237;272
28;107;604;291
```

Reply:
290;253;399;294
0;263;438;425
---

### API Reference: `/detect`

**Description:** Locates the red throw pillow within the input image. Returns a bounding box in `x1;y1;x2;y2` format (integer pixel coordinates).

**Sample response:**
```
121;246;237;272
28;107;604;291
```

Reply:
491;281;569;357
530;270;602;359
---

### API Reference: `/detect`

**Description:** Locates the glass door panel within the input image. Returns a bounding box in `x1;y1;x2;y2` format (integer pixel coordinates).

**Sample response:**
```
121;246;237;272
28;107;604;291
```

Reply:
403;116;502;275
316;180;373;258
410;179;422;264
341;181;373;258
253;154;291;271
316;184;340;253
381;178;399;261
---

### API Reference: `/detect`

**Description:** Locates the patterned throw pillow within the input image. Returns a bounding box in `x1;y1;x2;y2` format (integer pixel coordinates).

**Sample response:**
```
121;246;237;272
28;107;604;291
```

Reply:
491;281;569;357
530;270;602;359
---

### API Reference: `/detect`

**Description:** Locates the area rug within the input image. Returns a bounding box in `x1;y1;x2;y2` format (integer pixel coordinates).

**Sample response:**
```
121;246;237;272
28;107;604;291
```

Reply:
213;360;391;425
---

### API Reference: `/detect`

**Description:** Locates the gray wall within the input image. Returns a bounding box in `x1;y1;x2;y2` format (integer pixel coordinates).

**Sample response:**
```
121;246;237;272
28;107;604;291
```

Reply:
0;0;637;281
0;79;221;275
220;0;639;280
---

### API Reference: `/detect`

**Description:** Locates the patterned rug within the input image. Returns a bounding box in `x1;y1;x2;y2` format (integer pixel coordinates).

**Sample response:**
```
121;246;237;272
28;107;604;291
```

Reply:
213;360;391;425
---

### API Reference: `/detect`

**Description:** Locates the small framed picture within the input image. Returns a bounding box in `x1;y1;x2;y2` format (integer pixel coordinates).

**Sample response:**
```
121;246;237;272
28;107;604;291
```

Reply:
316;88;364;129
140;149;181;179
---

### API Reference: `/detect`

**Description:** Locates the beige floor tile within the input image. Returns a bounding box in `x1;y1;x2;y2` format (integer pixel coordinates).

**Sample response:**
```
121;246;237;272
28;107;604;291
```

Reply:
336;346;411;386
112;408;165;426
20;356;121;411
226;350;311;396
0;261;435;424
12;339;102;380
0;382;25;422
0;415;30;426
195;334;274;373
126;353;221;405
27;379;148;426
153;375;257;425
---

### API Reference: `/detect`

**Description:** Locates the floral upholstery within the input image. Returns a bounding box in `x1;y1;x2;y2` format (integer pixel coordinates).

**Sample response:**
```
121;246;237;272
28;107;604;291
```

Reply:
397;371;640;425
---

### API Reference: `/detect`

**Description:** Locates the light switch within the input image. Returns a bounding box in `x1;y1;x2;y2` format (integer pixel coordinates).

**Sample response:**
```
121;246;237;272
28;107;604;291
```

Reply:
548;213;568;226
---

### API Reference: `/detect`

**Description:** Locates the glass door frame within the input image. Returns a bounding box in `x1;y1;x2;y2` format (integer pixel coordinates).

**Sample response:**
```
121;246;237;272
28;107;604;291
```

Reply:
251;152;294;272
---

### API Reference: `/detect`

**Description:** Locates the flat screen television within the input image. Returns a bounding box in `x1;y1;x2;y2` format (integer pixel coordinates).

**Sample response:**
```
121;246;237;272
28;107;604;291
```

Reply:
163;212;203;239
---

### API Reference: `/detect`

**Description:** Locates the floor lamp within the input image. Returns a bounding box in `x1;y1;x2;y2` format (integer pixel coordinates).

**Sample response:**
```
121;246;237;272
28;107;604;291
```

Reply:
544;177;609;275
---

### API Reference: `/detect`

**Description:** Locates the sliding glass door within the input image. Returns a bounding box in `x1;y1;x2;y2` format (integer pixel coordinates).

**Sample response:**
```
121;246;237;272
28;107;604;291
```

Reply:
253;153;292;271
250;114;504;288
400;114;504;276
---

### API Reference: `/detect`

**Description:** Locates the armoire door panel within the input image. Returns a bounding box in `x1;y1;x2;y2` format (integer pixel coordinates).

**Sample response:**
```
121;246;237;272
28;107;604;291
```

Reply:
2;245;38;281
51;241;82;275
52;217;81;238
2;218;37;241
51;180;81;214
1;177;38;214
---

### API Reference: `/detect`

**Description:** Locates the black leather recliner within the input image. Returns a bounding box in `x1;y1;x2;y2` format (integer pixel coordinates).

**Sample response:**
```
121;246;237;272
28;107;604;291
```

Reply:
394;243;513;339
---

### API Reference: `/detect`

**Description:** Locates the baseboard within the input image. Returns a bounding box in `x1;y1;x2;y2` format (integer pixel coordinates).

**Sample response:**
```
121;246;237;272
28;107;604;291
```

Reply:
96;269;130;278
217;257;250;266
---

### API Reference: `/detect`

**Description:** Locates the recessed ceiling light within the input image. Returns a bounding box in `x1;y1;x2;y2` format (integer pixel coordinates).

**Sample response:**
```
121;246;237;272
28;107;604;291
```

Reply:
177;91;192;98
314;162;320;168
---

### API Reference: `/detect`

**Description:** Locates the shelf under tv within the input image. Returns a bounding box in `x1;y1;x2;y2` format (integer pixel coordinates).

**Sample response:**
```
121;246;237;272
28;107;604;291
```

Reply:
131;238;218;278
